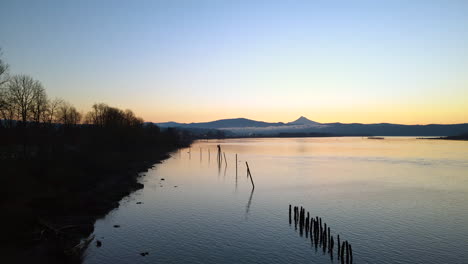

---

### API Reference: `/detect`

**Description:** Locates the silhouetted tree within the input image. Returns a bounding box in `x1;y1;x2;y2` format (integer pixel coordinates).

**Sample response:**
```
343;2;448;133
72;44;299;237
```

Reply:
0;48;9;87
44;98;64;124
0;49;11;127
57;102;81;126
31;85;48;123
7;75;46;123
85;103;143;128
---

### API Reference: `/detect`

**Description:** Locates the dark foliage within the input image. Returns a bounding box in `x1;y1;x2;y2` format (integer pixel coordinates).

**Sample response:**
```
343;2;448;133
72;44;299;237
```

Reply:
0;111;191;263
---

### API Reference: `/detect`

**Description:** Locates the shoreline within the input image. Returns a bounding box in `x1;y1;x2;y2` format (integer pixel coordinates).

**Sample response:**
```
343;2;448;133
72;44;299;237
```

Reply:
417;135;468;141
1;144;190;264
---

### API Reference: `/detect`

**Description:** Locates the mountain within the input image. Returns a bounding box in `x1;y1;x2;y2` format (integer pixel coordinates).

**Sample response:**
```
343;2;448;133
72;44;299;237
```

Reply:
155;117;468;137
287;116;320;125
157;118;285;129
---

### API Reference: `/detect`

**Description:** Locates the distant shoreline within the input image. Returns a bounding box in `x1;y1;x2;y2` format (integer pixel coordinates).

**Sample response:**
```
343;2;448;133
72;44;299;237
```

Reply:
418;135;468;141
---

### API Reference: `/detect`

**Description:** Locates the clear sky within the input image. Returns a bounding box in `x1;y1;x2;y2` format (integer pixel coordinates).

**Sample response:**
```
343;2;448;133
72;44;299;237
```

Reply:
1;0;467;124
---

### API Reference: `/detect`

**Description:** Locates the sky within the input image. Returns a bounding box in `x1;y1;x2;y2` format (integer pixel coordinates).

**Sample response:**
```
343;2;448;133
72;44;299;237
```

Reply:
1;0;467;124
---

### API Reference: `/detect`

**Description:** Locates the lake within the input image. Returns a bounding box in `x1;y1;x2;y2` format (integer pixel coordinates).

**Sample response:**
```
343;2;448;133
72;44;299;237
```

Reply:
83;137;468;264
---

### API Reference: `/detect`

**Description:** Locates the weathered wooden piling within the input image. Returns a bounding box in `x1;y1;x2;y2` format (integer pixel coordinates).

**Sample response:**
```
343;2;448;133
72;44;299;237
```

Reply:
217;145;222;164
287;205;353;260
346;241;349;264
235;154;238;177
330;236;334;253
337;235;341;259
299;208;303;234
310;218;313;237
294;206;298;229
299;207;304;236
319;220;323;244
245;162;255;189
341;241;345;264
323;223;327;249
223;152;227;166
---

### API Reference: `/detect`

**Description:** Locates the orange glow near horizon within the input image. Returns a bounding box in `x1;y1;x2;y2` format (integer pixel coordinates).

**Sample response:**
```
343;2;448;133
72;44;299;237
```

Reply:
2;1;468;126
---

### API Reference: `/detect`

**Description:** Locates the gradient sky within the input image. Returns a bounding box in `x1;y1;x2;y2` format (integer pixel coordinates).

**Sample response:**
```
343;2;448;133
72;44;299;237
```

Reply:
1;0;467;124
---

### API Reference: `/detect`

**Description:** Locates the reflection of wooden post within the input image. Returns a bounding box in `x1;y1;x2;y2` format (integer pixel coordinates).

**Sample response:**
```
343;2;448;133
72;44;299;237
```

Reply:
245;162;255;189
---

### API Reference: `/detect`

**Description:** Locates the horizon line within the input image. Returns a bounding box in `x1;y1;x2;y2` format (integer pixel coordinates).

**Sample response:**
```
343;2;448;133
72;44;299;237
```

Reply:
150;116;468;126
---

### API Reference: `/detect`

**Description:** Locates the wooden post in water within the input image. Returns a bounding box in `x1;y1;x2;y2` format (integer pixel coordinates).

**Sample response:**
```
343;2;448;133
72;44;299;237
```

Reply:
289;205;291;224
223;152;227;166
235;154;238;177
337;235;341;259
217;145;222;164
323;223;327;250
340;241;345;264
208;149;210;162
294;206;298;230
349;243;353;264
310;218;313;237
319;219;323;244
346;241;349;264
245;162;255;189
330;236;334;254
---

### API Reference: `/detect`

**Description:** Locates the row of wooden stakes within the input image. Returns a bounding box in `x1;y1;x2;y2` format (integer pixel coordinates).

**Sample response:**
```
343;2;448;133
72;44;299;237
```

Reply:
216;144;255;189
289;205;353;263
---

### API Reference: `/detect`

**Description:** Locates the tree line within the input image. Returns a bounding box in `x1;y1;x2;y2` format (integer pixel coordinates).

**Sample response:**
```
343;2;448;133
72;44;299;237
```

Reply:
0;48;193;160
0;49;144;129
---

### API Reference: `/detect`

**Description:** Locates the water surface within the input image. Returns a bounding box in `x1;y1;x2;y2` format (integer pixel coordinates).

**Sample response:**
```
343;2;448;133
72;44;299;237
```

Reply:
84;137;468;263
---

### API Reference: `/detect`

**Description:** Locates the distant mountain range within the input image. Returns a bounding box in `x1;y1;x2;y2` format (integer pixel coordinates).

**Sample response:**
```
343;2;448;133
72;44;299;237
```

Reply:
155;116;468;137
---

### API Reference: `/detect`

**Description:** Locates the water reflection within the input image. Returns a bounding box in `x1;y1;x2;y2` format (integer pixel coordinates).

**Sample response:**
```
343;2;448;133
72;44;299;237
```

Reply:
244;188;255;219
84;137;468;264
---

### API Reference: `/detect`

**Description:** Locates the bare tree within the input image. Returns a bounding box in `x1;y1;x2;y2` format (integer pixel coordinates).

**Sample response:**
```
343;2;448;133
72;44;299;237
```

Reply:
0;87;16;127
85;103;143;128
0;49;11;126
0;48;9;87
7;75;45;123
44;98;64;123
57;102;81;126
31;85;48;123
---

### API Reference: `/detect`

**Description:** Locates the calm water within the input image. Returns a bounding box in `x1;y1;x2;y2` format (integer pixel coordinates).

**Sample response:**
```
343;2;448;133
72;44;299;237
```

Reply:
84;137;468;264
